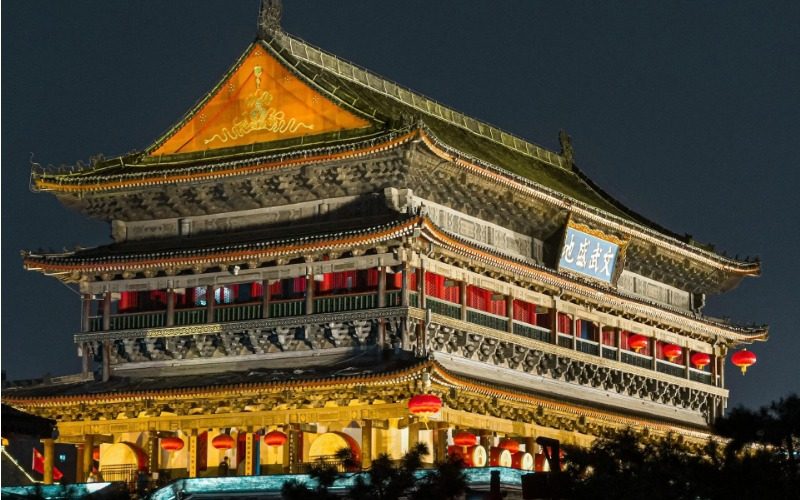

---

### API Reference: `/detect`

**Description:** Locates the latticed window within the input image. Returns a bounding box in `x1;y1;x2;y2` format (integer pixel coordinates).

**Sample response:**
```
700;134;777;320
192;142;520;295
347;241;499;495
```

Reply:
194;286;234;306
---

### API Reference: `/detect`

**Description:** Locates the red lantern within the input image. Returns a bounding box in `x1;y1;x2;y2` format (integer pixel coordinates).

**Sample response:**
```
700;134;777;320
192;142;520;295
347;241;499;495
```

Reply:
92;446;100;461
731;349;757;375
264;430;287;447
408;394;442;421
662;344;682;362
160;436;184;452
691;352;711;370
629;334;648;353
212;434;235;450
453;431;478;447
498;439;519;453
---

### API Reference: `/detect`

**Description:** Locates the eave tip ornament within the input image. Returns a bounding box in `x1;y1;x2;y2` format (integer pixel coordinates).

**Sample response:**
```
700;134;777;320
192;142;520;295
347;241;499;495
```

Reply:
257;0;282;39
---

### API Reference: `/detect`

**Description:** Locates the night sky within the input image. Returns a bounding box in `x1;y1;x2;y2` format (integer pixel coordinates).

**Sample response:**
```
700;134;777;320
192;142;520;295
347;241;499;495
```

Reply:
3;1;798;411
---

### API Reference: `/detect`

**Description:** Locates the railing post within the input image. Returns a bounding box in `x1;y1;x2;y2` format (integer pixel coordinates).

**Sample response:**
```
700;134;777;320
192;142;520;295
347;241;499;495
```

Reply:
206;285;216;324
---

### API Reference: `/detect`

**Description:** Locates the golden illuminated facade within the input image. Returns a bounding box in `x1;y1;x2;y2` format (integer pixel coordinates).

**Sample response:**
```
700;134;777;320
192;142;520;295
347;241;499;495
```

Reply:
6;1;766;487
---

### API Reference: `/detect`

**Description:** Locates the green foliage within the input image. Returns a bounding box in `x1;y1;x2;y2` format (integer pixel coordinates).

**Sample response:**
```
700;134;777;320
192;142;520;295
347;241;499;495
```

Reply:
280;442;466;500
563;394;800;500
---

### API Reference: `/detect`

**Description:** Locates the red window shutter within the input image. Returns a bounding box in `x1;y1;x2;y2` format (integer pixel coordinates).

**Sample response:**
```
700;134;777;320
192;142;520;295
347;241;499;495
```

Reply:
250;282;263;298
558;313;572;334
367;268;379;288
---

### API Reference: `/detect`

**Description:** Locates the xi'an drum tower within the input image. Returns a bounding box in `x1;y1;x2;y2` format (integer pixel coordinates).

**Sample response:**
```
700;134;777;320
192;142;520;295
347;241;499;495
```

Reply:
4;0;767;490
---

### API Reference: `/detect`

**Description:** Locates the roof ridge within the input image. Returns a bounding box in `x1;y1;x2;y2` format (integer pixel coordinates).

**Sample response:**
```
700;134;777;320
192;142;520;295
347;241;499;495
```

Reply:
269;32;569;171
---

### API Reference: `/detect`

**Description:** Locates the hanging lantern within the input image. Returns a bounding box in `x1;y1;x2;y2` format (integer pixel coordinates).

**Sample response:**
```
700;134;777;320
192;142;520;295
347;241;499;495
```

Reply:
662;344;682;362
731;349;757;375
453;431;478;447
489;447;512;467
92;447;100;461
408;394;442;422
691;352;711;370
629;334;648;353
498;439;520;453
264;430;288;447
212;434;235;450
511;451;534;471
160;436;184;452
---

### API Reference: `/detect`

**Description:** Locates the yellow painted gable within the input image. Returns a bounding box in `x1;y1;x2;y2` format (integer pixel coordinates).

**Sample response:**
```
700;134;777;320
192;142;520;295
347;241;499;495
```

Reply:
150;44;372;156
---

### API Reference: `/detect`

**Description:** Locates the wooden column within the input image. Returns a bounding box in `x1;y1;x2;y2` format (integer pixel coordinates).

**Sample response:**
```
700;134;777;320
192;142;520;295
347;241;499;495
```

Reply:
361;420;373;470
550;302;559;345
243;429;255;476
75;444;85;483
305;272;314;315
417;264;426;309
615;328;622;362
282;426;292;473
685;347;692;379
407;421;420;453
378;266;387;307
650;337;658;370
524;436;537;455
82;435;94;481
149;433;160;474
432;425;448;464
188;430;198;478
81;294;92;333
571;316;578;350
166;288;175;327
261;280;271;319
101;340;111;382
378;267;387;348
81;342;90;378
711;353;720;387
102;291;112;331
400;262;410;307
42;438;55;484
206;286;216;324
459;281;468;322
506;295;514;334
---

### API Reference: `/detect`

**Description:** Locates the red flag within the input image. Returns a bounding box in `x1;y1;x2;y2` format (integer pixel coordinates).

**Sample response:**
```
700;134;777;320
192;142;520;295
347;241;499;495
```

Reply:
32;448;64;481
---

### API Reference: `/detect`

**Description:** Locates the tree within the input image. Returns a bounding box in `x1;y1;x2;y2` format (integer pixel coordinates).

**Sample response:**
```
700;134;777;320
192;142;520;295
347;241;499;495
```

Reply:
348;442;427;500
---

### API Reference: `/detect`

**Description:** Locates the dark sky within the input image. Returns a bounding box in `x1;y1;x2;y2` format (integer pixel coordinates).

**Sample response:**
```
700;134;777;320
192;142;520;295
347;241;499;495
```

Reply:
3;1;798;410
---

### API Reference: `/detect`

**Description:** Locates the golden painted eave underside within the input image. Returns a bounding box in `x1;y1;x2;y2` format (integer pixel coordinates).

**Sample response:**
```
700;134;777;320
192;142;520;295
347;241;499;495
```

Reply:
1;361;713;443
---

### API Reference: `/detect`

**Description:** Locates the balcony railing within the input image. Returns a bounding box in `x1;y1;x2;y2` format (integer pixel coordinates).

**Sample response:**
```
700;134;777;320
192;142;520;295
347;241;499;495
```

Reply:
689;369;713;384
576;337;600;356
557;333;573;349
621;350;653;369
513;321;551;343
600;346;618;361
656;360;687;378
215;303;262;323
467;308;508;332
426;297;461;320
314;292;377;314
175;308;206;325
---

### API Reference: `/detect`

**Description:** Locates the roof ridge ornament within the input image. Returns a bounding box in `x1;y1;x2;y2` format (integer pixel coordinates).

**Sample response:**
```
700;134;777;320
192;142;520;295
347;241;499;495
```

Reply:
559;129;574;165
257;0;282;39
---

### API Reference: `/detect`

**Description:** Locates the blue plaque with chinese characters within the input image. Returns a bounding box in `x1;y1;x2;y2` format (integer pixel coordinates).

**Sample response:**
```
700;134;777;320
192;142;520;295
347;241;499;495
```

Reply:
558;224;627;284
